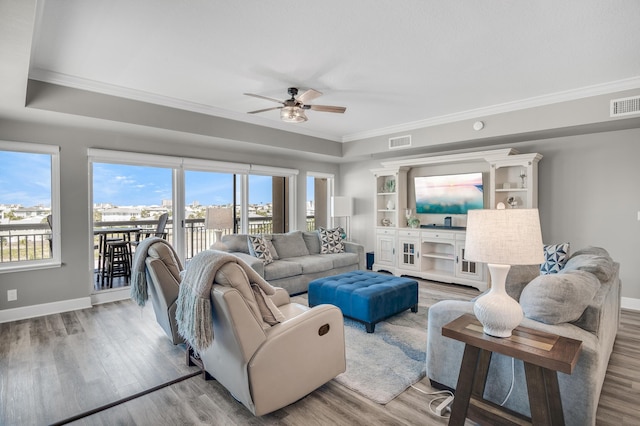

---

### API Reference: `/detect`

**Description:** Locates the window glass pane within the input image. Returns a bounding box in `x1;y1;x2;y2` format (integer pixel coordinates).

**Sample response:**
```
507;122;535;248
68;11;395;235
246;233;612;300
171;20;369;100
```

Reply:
306;175;315;231
92;162;172;290
0;150;53;263
248;175;273;234
185;171;234;258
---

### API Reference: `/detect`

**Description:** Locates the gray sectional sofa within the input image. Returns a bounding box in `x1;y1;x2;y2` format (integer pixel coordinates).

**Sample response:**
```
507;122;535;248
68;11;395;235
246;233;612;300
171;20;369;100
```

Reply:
221;230;365;295
426;246;621;426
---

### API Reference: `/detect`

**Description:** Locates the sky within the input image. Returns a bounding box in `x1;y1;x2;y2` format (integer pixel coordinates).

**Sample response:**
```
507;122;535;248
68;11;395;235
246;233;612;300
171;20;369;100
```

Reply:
1;153;314;207
0;151;52;207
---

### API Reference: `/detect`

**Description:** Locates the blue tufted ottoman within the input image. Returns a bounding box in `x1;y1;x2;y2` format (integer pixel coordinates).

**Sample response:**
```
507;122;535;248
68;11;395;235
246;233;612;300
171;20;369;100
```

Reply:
308;270;418;333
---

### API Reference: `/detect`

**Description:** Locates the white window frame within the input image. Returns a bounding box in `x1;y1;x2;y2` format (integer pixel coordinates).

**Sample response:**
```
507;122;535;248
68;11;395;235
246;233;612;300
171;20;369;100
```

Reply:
0;141;61;273
88;149;298;266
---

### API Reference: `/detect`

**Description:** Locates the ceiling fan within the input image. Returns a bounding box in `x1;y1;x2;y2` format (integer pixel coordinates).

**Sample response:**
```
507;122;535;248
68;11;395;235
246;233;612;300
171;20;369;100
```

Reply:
244;87;346;123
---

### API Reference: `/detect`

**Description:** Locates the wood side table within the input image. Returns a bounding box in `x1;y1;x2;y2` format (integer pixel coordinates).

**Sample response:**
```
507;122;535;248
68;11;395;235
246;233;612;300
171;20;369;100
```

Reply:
442;314;582;426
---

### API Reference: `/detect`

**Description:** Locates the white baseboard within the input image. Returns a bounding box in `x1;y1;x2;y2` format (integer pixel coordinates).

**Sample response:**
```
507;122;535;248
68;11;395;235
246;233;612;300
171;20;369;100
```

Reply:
90;287;131;305
621;297;640;311
0;297;92;324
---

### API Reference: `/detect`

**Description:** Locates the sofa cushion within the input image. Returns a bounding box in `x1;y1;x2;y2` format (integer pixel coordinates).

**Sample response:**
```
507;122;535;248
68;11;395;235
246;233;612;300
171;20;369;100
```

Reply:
221;234;250;254
263;260;303;281
540;243;570;274
562;251;615;282
286;255;335;274
302;231;321;254
319;227;345;254
520;269;600;324
248;235;274;265
321;252;360;269
271;231;310;259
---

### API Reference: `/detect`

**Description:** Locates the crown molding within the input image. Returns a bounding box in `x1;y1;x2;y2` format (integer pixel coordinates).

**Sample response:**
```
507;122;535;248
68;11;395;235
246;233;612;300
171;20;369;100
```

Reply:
27;70;640;145
28;69;343;142
341;76;640;142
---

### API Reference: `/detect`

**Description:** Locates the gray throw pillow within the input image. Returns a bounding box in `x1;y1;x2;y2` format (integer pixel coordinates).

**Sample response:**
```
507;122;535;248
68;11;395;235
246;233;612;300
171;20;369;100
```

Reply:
302;231;321;254
221;234;250;254
520;270;600;324
271;231;310;258
562;253;615;282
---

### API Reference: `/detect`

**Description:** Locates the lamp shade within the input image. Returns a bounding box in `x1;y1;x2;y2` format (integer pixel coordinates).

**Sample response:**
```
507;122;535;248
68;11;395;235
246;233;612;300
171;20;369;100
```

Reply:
204;207;234;230
464;209;544;266
331;196;353;217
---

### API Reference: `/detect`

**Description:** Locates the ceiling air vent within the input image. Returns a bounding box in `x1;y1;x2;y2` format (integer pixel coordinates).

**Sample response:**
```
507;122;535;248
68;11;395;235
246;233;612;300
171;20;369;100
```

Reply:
610;95;640;117
389;135;412;150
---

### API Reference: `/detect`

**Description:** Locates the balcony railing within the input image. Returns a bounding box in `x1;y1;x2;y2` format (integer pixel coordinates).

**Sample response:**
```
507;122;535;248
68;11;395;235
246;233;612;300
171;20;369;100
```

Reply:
0;222;52;262
1;216;317;264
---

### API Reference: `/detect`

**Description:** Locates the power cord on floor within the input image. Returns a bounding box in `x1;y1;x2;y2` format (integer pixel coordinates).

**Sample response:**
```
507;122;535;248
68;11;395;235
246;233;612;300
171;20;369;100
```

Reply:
499;357;516;406
410;384;454;418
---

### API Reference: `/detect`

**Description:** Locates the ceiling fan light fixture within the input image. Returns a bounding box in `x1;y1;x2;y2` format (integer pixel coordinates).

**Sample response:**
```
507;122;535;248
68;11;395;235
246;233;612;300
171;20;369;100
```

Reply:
280;106;307;123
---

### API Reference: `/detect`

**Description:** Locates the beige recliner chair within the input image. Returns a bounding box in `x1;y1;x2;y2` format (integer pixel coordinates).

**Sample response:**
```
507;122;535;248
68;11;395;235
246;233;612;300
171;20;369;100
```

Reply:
144;241;184;344
199;261;346;416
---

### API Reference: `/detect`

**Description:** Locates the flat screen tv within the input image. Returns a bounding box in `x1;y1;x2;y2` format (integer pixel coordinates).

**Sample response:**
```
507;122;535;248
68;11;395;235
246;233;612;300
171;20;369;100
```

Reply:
414;172;483;214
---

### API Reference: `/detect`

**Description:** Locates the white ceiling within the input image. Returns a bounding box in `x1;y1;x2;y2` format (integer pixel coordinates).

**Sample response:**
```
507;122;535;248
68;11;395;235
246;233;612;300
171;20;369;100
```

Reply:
28;0;640;142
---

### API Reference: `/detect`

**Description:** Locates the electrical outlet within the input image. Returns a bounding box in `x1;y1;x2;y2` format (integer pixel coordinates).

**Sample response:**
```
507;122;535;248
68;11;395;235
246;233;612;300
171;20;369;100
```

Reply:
637;211;640;221
7;289;17;301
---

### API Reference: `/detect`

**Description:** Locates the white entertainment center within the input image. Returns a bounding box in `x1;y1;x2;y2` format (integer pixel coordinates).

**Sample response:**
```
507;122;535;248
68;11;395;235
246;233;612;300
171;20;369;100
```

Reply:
371;148;542;291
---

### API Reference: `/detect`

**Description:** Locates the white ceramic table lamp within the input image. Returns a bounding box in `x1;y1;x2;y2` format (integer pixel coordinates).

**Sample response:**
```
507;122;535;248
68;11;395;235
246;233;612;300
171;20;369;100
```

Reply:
464;208;544;337
204;207;234;247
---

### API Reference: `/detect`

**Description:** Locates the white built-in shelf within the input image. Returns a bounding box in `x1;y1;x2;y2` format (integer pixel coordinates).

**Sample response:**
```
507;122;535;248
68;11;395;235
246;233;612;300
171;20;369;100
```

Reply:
495;188;528;192
377;192;396;196
422;252;455;260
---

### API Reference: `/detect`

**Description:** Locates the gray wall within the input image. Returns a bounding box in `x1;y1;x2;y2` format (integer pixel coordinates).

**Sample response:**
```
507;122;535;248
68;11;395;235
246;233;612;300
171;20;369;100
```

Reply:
0;119;339;311
339;128;640;299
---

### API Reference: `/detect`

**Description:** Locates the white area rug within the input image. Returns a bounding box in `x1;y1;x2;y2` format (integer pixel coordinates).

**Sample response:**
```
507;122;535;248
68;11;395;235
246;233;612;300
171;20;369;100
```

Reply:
293;286;473;404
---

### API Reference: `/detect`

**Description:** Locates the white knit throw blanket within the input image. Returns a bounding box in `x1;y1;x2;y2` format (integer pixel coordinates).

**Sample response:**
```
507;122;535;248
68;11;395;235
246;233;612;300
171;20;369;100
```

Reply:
175;250;275;353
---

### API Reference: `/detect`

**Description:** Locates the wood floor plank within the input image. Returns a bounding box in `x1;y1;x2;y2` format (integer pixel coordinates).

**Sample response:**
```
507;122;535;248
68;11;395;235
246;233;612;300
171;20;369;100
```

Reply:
1;280;638;425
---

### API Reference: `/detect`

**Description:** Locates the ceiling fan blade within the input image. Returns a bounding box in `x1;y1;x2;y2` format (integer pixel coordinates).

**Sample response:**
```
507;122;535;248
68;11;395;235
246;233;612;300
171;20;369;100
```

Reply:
244;93;284;104
296;88;323;104
247;106;282;114
308;104;346;113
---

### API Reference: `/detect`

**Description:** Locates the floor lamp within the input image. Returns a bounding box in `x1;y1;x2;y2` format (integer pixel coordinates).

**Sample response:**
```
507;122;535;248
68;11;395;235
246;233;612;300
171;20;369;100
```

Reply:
464;208;544;337
331;196;353;240
204;207;234;250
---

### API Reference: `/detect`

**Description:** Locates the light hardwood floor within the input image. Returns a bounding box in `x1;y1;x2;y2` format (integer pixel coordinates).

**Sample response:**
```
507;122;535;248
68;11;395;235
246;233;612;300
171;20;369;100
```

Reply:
1;280;638;425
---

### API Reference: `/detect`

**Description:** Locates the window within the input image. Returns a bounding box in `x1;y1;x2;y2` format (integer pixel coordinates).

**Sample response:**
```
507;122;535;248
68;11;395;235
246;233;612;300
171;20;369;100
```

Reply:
0;141;60;272
88;149;298;292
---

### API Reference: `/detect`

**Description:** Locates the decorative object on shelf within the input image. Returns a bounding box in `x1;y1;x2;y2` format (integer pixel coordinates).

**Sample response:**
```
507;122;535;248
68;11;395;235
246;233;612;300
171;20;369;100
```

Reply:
503;182;511;189
519;168;527;188
507;196;518;209
381;218;392;227
408;217;420;228
386;199;395;210
384;179;396;193
496;202;506;210
464;209;544;337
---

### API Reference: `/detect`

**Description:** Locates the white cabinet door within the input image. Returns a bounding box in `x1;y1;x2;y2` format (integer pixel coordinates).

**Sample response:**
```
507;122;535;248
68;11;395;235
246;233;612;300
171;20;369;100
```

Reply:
455;241;484;283
398;236;420;271
375;231;397;268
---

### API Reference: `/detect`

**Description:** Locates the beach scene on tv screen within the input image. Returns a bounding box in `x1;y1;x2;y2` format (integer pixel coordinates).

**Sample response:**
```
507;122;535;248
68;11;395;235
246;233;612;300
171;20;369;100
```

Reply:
415;172;483;214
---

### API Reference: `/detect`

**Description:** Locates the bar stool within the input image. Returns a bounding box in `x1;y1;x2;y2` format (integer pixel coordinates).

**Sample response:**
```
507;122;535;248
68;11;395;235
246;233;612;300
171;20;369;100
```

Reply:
102;240;132;288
